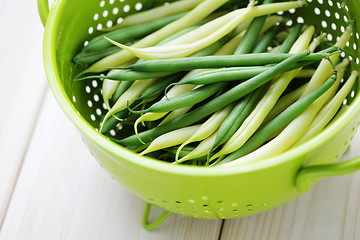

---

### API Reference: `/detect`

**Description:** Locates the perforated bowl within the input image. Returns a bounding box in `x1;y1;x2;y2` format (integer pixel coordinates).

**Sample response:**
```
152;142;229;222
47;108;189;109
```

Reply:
39;0;360;230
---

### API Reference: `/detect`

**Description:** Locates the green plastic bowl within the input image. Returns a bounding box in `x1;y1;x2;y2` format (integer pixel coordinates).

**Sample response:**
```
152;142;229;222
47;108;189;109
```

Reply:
39;0;360;230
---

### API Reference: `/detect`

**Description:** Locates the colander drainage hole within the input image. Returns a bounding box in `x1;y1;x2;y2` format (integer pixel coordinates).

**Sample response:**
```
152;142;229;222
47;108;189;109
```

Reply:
94;94;100;102
103;10;108;17
107;20;113;28
123;5;130;12
117;17;124;24
135;3;143;11
109;129;116;136
92;80;98;88
87;100;93;108
113;7;119;15
85;86;91;93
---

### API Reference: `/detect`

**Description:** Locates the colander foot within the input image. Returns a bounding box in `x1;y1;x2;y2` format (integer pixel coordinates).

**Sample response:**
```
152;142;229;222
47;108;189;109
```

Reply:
142;203;172;230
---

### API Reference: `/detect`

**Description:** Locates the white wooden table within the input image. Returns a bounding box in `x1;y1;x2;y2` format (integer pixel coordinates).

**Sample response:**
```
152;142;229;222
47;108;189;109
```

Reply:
1;1;360;239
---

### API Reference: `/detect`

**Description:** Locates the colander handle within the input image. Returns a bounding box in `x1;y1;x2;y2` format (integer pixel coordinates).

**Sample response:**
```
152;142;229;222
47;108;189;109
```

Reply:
296;156;360;193
142;203;172;231
37;0;50;26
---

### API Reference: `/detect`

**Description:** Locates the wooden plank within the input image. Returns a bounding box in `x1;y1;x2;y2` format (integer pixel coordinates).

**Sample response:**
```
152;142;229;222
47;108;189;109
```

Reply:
0;0;47;225
0;92;223;240
220;133;360;240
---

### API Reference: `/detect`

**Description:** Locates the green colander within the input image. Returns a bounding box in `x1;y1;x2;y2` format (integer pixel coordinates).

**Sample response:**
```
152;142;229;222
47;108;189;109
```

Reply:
38;0;360;230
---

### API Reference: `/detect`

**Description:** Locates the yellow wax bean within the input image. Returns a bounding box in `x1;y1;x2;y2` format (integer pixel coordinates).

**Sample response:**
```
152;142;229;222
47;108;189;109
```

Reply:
140;125;202;155
100;78;158;131
299;25;353;97
262;83;308;126
109;1;303;59
86;0;230;72
102;69;121;110
297;67;357;146
175;105;233;162
103;0;204;31
177;132;218;164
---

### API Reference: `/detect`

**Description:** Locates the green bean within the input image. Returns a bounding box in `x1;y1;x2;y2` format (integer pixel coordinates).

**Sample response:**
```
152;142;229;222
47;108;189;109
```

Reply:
216;74;337;165
277;23;303;53
111;81;134;104
124;54;284;72
135;72;188;103
261;83;308;126
130;82;227;114
100;109;129;135
234;0;273;54
123;46;339;73
164;146;207;162
77;70;174;82
169;60;317;86
251;24;280;54
116;50;312;146
73;46;121;65
207;85;266;161
132;71;203;134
